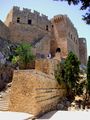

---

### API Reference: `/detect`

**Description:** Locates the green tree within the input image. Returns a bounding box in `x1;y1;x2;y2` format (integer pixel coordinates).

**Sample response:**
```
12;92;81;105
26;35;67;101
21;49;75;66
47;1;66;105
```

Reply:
12;43;35;69
55;62;65;84
53;0;90;24
87;56;90;95
64;52;80;94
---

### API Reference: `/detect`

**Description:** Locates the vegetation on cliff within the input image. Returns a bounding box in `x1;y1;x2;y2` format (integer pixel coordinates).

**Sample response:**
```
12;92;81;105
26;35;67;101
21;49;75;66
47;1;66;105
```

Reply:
12;43;35;69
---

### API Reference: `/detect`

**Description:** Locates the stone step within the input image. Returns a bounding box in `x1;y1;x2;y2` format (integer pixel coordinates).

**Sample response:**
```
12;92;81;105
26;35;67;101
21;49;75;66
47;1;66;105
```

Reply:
0;100;9;110
0;92;9;111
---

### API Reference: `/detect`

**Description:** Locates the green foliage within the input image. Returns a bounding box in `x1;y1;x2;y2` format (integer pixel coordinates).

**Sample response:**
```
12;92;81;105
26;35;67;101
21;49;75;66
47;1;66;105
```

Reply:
87;56;90;94
55;52;86;97
76;81;85;95
12;56;20;64
55;63;65;84
12;42;35;69
64;52;80;91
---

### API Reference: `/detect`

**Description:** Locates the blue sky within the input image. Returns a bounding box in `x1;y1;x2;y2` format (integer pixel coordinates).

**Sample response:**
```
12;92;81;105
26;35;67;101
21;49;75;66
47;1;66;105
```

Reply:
0;0;90;57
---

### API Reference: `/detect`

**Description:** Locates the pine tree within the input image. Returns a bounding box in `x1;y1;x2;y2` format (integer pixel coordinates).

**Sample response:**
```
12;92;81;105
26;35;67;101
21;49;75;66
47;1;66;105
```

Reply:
55;63;65;84
64;52;80;94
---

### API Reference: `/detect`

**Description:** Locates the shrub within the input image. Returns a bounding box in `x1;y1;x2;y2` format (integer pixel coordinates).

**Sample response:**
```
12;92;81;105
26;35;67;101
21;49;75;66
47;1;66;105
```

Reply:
12;42;35;69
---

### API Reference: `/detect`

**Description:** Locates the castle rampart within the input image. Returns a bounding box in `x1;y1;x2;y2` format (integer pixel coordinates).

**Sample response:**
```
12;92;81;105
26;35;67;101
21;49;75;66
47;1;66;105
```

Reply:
5;6;50;31
4;6;52;53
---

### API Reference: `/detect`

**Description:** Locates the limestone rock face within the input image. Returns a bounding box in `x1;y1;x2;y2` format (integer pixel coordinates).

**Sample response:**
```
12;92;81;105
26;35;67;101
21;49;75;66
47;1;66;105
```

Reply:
0;20;9;40
0;79;5;90
9;70;66;117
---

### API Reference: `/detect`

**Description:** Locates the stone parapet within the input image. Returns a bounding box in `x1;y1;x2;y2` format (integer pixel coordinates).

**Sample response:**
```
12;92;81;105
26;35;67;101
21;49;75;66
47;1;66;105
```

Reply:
35;59;60;76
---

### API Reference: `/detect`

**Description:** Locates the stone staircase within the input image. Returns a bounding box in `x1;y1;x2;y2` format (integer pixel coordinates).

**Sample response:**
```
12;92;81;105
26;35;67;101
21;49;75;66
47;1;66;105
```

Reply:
0;89;10;111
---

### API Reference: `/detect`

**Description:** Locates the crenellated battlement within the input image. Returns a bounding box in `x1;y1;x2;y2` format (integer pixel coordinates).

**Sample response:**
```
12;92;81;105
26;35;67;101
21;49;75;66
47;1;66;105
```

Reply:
13;6;48;20
51;15;66;23
4;6;51;33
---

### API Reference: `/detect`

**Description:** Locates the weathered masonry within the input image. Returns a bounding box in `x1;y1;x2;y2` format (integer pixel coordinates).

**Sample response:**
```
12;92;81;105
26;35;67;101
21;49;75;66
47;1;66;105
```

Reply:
0;6;87;65
9;69;66;117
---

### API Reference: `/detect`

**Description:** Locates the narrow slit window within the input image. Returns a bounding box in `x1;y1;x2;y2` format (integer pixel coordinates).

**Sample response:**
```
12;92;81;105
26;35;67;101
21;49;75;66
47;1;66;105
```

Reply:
56;48;61;53
28;19;32;25
52;25;54;28
71;34;72;39
46;25;48;31
17;17;20;23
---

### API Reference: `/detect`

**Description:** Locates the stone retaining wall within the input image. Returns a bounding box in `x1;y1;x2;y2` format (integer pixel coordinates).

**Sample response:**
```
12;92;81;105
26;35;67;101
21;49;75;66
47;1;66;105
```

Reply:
35;59;60;76
9;70;66;117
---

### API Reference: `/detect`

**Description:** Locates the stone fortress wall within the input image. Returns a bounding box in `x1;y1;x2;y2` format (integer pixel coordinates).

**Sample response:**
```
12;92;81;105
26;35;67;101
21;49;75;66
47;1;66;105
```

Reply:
66;16;79;59
79;38;87;65
4;6;52;58
5;6;51;30
0;6;87;65
4;6;52;43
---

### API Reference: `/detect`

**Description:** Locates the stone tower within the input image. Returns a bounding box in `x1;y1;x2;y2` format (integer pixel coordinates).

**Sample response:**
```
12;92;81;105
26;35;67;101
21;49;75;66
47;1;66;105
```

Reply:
51;15;79;60
79;38;87;65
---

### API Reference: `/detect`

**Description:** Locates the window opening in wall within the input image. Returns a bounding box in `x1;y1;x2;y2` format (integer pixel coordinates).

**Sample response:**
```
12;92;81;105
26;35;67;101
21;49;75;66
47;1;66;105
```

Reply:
46;25;48;31
52;25;54;28
56;48;61;53
76;40;77;44
17;17;20;23
28;19;32;25
71;34;72;39
69;32;70;37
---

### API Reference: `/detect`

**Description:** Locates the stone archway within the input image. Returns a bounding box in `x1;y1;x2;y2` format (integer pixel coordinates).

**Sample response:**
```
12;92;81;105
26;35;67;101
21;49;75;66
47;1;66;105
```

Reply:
56;48;61;53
